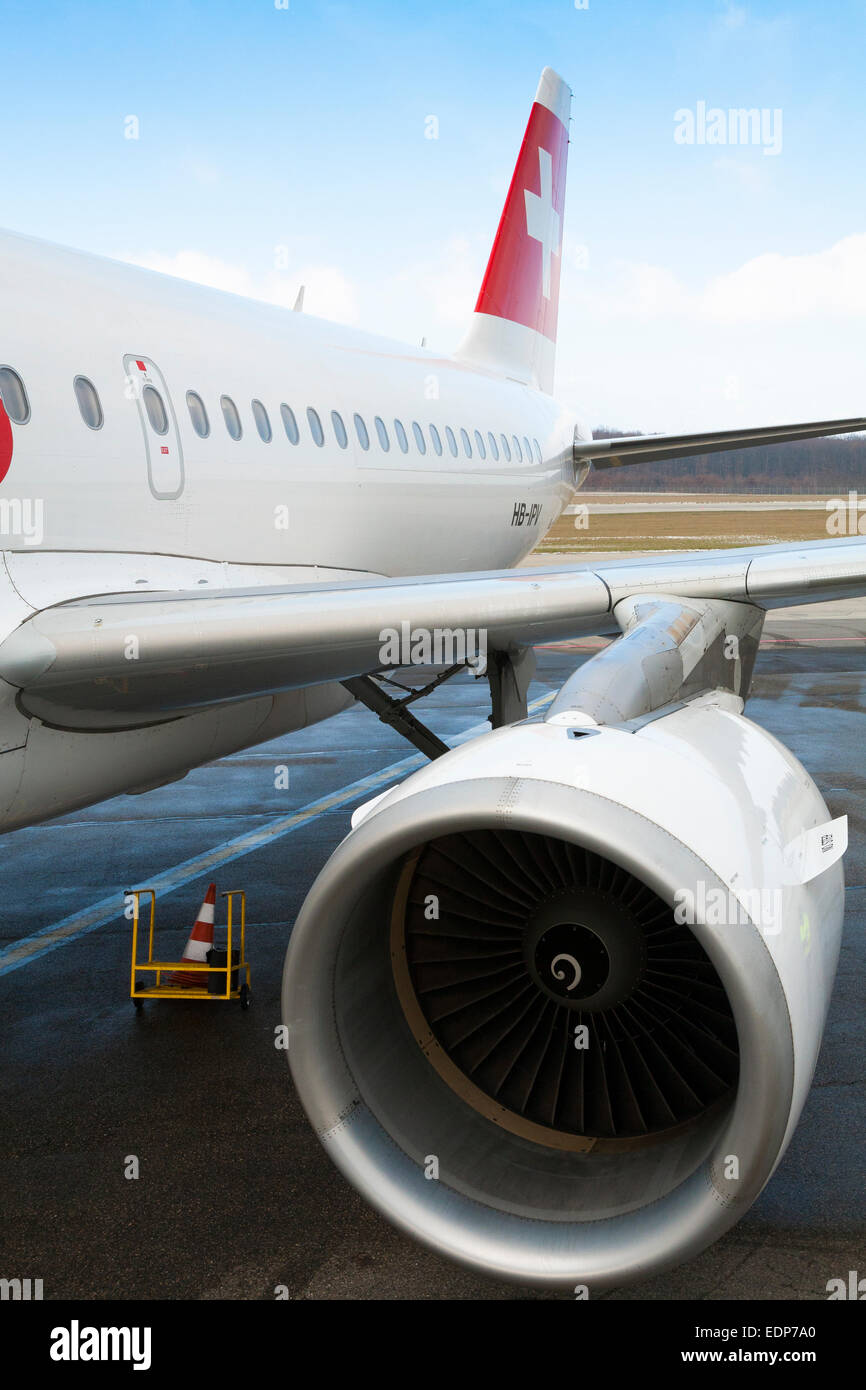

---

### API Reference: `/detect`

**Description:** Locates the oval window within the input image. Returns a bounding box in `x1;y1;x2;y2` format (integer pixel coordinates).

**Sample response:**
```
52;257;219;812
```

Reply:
0;366;30;424
331;410;348;449
220;395;242;440
354;413;370;450
375;416;390;451
394;419;409;453
307;407;324;446
186;391;209;438
460;428;472;458
280;403;299;444
412;421;427;454
252;399;272;442
487;431;499;461
429;424;442;456
445;426;458;457
143;386;169;436
74;376;103;430
523;436;533;462
500;433;511;462
512;435;523;463
534;438;543;463
474;429;486;460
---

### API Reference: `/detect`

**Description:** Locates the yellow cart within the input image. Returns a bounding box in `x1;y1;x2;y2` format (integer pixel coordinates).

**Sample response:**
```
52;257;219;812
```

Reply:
127;888;251;1010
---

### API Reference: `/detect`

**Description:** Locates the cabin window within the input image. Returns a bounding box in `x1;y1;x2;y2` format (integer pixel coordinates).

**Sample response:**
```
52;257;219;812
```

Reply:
429;424;443;456
354;413;370;450
445;426;458;457
74;376;103;430
500;433;511;462
331;410;348;449
307;407;325;447
534;438;543;463
523;436;533;462
0;366;30;424
474;430;486;460
394;419;409;453
143;386;169;435
252;399;272;443
186;391;209;438
512;435;523;463
412;421;427;454
375;416;390;451
220;395;242;440
460;428;472;458
487;432;499;461
280;404;299;444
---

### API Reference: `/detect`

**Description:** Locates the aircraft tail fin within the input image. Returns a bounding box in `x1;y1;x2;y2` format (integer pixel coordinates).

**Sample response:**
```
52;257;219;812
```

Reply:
456;67;571;394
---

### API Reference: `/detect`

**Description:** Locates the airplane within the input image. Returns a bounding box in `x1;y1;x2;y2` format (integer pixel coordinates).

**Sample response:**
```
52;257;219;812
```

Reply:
1;66;864;1293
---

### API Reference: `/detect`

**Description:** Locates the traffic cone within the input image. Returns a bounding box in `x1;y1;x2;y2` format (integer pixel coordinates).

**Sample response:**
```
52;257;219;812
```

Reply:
169;884;216;987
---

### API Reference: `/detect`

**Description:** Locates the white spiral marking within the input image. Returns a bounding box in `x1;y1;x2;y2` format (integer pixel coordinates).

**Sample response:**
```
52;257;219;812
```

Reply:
551;952;582;992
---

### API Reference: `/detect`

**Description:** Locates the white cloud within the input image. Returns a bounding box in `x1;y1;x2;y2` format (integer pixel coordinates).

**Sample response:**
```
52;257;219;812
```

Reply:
565;234;866;326
557;233;866;431
115;248;360;324
701;235;866;321
390;235;483;328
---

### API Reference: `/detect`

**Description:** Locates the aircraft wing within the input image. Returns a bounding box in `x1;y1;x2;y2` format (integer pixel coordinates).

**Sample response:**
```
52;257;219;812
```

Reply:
577;417;866;468
2;534;866;726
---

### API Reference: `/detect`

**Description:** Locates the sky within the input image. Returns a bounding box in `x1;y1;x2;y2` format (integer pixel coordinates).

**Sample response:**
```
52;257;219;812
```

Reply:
2;0;866;432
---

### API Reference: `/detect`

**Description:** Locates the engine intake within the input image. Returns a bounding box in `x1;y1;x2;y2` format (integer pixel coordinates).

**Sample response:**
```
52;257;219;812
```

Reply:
395;830;738;1147
282;697;843;1289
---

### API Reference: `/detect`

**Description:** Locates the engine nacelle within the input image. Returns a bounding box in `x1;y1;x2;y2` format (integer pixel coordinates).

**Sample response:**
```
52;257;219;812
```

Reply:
282;692;843;1289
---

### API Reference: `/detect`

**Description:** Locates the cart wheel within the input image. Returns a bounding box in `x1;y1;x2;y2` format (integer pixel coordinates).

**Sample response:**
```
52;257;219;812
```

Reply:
133;997;144;1011
240;983;251;1010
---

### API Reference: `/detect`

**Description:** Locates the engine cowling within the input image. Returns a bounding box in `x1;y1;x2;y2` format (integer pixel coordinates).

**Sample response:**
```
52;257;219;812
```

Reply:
282;692;843;1290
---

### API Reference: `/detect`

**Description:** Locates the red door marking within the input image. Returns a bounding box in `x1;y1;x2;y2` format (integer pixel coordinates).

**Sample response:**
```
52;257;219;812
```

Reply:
0;399;13;485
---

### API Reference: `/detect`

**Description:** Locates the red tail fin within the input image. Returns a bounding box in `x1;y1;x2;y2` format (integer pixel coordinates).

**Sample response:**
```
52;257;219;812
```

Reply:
457;68;571;394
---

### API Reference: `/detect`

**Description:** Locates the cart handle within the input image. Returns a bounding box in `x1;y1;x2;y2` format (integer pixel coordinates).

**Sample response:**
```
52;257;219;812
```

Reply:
125;887;157;990
220;891;247;975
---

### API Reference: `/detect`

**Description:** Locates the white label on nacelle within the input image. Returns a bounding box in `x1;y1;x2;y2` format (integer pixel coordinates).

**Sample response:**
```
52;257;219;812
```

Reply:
783;815;848;885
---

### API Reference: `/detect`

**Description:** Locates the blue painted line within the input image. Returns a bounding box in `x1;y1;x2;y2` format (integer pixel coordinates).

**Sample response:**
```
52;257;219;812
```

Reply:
0;693;555;977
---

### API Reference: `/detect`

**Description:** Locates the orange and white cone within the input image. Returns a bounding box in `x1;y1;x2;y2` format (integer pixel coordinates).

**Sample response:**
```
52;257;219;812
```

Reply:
169;884;216;987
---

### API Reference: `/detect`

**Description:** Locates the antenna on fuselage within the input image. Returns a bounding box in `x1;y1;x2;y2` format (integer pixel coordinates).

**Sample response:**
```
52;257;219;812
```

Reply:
293;285;305;312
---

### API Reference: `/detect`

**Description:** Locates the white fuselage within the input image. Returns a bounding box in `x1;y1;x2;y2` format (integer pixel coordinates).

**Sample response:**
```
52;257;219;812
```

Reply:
1;230;582;581
0;229;587;830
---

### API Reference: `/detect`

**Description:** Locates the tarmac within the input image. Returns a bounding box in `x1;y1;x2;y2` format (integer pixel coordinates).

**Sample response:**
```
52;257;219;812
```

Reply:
0;564;863;1301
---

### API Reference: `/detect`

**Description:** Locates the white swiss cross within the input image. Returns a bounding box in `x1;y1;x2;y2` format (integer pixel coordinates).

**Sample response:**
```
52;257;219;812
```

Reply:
524;146;560;300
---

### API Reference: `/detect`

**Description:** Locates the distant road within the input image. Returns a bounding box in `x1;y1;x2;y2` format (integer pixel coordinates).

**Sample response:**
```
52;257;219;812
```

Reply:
566;500;832;513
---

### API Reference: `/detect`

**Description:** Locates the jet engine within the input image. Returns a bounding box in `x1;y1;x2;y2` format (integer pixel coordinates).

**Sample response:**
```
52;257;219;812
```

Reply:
282;597;845;1290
